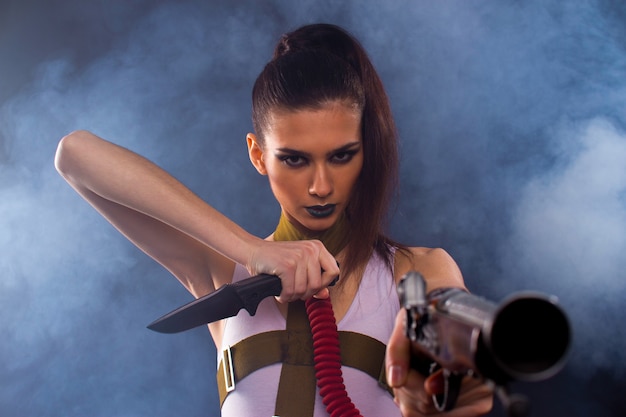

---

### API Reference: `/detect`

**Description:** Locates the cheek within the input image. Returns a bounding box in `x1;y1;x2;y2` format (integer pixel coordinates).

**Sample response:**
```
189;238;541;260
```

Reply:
267;168;289;188
266;169;302;200
344;158;364;189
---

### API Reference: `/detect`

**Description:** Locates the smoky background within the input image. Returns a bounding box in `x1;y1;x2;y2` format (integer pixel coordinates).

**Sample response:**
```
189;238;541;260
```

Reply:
1;0;625;416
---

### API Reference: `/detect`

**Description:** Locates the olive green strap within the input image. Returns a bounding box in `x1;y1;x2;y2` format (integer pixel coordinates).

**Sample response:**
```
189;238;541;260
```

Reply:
217;329;393;407
339;331;392;395
273;300;316;417
217;330;287;406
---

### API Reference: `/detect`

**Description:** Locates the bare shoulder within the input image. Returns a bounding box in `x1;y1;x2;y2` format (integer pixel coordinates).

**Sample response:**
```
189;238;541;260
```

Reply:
394;246;466;292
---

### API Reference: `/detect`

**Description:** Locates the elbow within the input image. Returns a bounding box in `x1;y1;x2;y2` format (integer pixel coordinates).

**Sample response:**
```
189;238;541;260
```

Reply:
54;130;92;176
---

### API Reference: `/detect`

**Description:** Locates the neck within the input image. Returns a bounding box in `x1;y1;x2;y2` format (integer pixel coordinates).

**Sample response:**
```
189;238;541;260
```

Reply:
273;213;349;257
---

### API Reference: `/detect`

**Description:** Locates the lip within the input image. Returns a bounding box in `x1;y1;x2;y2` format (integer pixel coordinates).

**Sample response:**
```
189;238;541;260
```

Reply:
305;204;336;218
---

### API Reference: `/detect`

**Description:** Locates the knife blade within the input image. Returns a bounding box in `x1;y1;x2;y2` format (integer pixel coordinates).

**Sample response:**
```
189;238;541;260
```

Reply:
147;273;282;333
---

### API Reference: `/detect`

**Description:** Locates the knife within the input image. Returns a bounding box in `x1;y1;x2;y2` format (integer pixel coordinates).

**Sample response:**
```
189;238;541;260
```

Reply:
147;273;282;333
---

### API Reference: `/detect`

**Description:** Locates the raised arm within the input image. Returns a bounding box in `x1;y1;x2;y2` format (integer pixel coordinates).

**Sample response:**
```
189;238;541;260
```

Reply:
54;130;259;297
54;130;339;302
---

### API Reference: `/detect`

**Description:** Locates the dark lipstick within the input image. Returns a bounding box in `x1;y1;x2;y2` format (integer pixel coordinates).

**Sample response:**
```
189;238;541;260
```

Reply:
306;204;336;218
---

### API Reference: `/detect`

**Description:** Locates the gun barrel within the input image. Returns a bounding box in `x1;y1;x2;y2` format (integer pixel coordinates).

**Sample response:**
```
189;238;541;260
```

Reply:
482;293;570;382
418;284;570;383
400;271;571;414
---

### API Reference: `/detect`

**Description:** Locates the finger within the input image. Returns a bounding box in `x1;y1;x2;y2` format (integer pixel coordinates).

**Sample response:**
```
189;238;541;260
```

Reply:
394;383;437;417
316;241;340;286
276;272;293;303
276;259;298;303
293;258;310;301
386;309;411;387
424;369;445;396
313;287;330;299
454;376;494;409
304;246;324;299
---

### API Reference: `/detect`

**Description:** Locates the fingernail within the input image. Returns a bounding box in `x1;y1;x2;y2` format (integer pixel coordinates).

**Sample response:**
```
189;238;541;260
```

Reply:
387;365;405;387
313;288;330;299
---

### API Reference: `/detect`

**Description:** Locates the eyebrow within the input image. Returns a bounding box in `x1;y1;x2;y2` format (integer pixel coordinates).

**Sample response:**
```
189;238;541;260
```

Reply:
275;141;362;158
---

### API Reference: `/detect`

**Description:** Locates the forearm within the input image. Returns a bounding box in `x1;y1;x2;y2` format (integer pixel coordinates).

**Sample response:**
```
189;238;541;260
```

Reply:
55;130;261;268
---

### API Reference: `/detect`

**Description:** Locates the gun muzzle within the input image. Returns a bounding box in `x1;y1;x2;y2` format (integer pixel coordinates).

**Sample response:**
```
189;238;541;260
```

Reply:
481;293;571;382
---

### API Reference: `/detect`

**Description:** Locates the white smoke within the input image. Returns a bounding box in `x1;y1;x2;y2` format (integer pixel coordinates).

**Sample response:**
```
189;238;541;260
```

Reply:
500;117;626;377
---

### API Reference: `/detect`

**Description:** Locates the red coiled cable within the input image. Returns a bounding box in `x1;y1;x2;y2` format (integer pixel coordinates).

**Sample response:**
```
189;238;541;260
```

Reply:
305;296;363;417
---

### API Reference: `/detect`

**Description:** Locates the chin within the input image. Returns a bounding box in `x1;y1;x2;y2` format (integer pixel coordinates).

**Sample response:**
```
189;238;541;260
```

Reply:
306;216;338;232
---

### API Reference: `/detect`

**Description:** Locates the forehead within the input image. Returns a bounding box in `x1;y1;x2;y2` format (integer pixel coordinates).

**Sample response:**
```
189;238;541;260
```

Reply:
264;102;362;149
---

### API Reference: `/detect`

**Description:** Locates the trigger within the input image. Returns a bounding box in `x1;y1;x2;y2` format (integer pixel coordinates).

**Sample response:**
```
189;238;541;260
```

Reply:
431;366;463;412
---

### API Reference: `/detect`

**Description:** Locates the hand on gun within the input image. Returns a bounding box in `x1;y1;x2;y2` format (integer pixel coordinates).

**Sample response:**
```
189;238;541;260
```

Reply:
386;308;494;417
387;271;570;417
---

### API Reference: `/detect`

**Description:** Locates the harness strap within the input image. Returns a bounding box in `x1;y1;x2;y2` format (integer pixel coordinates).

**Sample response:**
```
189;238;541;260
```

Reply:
274;300;316;416
217;321;392;408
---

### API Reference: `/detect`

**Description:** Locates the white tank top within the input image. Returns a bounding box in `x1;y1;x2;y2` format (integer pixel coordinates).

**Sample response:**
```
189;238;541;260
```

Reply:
219;250;401;417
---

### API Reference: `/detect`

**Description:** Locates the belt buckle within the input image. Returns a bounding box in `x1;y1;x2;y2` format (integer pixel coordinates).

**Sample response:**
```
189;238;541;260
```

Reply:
223;345;235;393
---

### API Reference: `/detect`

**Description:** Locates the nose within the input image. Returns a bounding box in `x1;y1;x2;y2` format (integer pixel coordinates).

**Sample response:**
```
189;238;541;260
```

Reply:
308;164;333;198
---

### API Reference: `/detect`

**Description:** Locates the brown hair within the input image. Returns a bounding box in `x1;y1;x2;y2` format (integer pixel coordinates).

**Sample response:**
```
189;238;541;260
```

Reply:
252;23;402;279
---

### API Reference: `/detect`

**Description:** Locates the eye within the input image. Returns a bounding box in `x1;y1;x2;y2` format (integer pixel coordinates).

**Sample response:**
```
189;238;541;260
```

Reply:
278;154;308;168
330;150;358;164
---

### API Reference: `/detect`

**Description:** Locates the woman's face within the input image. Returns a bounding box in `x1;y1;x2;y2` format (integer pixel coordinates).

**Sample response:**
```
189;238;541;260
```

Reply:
247;102;363;235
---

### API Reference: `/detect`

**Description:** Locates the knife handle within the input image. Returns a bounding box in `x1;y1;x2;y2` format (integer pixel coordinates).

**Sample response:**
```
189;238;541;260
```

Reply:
237;274;283;316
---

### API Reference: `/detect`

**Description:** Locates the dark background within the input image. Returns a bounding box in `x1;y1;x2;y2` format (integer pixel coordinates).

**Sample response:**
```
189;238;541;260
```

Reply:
1;0;625;416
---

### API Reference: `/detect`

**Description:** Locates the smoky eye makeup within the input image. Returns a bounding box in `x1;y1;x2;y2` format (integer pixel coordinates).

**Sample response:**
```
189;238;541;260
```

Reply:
274;141;361;167
275;152;308;167
329;149;358;164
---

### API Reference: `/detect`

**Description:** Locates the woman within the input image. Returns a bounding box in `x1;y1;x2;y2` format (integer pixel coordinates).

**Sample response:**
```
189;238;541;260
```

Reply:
55;23;492;417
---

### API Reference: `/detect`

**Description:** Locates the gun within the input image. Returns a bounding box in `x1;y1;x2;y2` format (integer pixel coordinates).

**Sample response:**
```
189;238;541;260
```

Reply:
397;271;571;417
